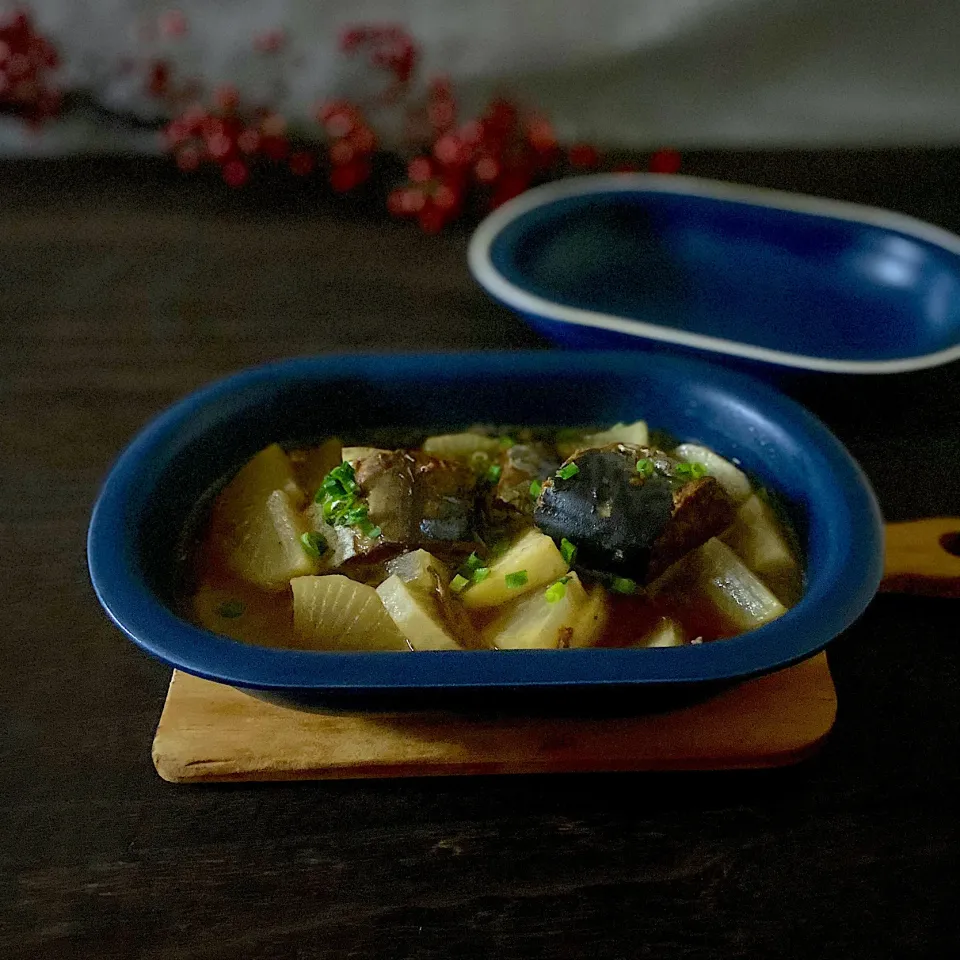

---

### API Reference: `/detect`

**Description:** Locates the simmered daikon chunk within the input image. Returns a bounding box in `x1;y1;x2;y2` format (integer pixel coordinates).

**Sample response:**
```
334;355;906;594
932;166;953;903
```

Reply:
482;572;589;649
377;574;475;651
216;486;318;591
634;616;686;648
650;538;787;632
568;584;610;648
722;494;802;605
290;438;342;501
673;443;752;504
460;529;568;609
422;432;502;466
557;419;649;459
385;548;452;592
291;575;409;651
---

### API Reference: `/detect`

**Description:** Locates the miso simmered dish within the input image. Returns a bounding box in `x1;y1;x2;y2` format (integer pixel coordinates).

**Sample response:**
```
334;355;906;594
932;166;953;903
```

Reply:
185;422;803;652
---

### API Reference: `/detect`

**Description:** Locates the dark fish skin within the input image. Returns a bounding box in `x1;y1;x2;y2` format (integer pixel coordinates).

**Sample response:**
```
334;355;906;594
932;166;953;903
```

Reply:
533;444;735;584
534;447;674;580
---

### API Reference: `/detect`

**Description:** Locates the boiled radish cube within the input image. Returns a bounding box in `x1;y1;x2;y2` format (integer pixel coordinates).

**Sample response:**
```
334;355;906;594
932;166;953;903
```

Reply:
291;575;409;651
460;529;568;610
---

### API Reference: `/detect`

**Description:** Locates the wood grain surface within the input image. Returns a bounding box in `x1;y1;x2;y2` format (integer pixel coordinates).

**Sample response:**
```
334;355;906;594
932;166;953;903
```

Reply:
3;153;960;960
153;655;837;782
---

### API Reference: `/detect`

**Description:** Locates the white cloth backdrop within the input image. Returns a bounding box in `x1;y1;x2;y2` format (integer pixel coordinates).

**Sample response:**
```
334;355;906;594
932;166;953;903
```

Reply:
3;0;960;154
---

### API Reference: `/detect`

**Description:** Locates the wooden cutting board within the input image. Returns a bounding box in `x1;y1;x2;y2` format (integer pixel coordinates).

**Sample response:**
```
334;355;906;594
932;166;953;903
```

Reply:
152;652;836;782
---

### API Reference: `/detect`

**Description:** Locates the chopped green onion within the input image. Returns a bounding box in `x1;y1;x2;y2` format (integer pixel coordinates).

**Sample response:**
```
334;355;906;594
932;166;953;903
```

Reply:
610;577;637;595
635;458;654;478
300;531;328;559
529;479;542;499
486;463;502;483
471;567;490;583
317;461;377;532
217;600;245;619
674;461;708;481
544;578;569;603
462;552;484;573
450;574;470;594
560;537;577;565
556;463;580;480
499;435;515;449
342;503;369;526
505;570;529;589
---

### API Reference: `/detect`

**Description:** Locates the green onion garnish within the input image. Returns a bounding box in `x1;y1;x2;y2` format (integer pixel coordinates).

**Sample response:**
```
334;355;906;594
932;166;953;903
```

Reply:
610;577;637;595
486;463;502;483
529;479;542;499
544;577;570;603
472;567;490;583
505;570;529;589
499;435;515;449
556;463;580;480
450;574;470;593
217;600;245;619
461;552;483;573
560;537;577;565
674;461;708;481
300;531;328;559
635;458;654;478
317;461;378;533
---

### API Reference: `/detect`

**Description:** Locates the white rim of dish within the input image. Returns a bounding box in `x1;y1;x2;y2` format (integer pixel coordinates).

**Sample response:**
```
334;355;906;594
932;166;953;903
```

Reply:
467;173;960;374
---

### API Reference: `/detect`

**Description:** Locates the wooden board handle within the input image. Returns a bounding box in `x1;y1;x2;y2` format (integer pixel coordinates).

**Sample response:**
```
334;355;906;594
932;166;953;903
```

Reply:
881;518;960;598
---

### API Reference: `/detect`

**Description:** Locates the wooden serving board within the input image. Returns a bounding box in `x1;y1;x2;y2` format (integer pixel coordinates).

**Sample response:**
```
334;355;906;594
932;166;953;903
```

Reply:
152;653;836;782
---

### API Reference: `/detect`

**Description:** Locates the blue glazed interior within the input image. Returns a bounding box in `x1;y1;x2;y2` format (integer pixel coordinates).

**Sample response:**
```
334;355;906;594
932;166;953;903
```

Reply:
488;192;960;362
87;352;883;694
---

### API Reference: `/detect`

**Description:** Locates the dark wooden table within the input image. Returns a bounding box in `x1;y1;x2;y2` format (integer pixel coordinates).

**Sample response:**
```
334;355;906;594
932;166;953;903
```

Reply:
2;153;959;960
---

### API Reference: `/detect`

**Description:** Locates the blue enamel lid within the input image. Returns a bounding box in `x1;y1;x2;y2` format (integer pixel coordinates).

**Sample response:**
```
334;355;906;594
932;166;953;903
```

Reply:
469;175;960;374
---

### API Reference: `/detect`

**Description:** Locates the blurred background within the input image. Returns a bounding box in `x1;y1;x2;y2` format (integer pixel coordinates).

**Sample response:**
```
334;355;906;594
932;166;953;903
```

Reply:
4;0;960;158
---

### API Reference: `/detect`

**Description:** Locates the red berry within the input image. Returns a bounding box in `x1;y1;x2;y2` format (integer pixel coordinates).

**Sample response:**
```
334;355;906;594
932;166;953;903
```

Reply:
289;151;315;176
349;125;376;154
433;183;459;212
330;139;355;166
323;108;356;139
568;143;600;169
206;132;234;162
158;10;188;39
433;134;467;167
407;155;434;183
6;52;29;79
254;30;285;54
222;160;249;188
526;116;557;153
399;187;427;214
427;99;456;131
175;144;201;172
387;188;410;217
473;155;500;184
163;119;190;148
214;85;240;113
649;149;681;174
417;202;448;234
237;129;261;155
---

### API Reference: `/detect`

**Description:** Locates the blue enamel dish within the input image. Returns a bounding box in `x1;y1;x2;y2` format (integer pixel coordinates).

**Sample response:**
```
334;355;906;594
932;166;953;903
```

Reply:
88;352;882;705
468;175;960;374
